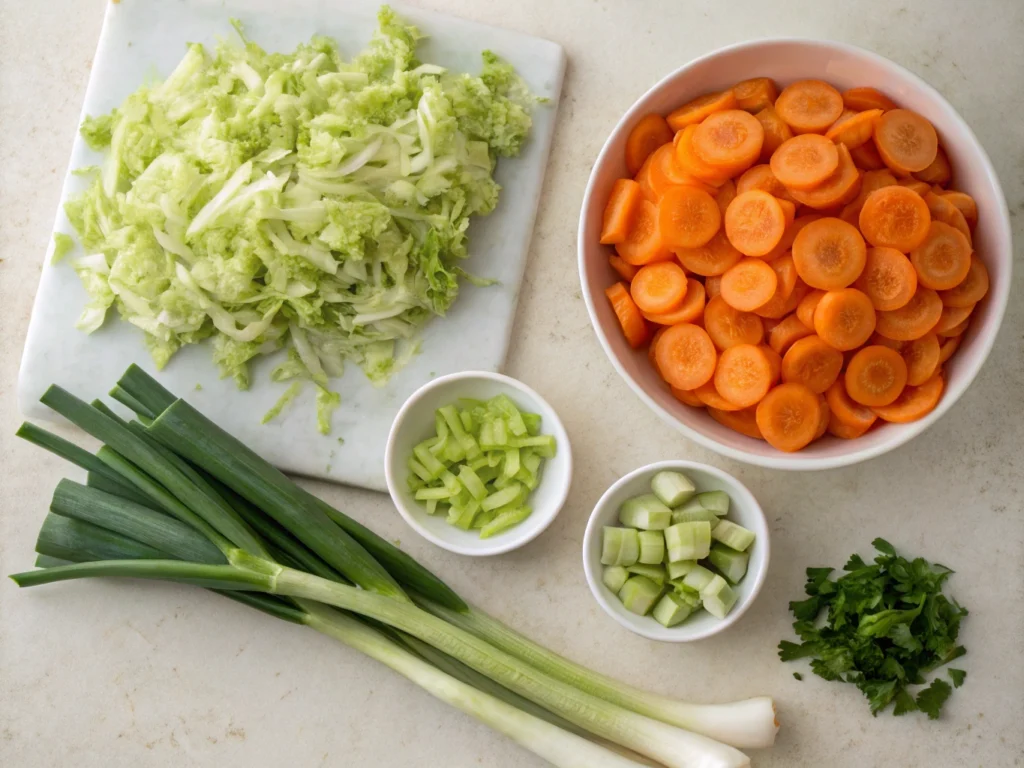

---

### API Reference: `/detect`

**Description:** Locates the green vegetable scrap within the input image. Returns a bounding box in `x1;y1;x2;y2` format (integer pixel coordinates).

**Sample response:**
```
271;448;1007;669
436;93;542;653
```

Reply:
60;7;534;432
779;538;967;719
52;233;75;264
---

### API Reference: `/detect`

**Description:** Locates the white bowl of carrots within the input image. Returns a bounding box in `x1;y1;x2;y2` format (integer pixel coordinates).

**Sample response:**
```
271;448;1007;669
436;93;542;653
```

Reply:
578;39;1012;469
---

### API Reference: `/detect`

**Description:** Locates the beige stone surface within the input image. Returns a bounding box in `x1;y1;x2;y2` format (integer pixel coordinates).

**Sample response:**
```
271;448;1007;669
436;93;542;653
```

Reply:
1;1;1022;766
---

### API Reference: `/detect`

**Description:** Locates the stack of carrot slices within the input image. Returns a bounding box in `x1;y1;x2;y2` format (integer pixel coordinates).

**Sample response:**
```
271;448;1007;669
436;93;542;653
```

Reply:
601;78;987;452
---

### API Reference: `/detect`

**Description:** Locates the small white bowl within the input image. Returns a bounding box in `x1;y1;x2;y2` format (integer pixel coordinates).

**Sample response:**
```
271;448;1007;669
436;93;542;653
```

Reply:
385;371;572;556
582;461;769;642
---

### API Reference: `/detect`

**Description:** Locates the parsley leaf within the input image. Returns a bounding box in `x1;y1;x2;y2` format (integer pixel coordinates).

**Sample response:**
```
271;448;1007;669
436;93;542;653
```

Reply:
948;669;966;688
916;678;952;719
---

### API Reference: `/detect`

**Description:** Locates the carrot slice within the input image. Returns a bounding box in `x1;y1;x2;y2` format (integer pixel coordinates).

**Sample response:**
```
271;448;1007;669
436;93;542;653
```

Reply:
723;190;787;257
761;344;782;382
703;294;764;350
753;252;799;318
843;168;899;225
796;289;826;329
715;179;737;217
694;379;743;411
605;282;648;348
673;230;743;277
813;395;831;440
714;344;774;408
825;109;883;149
720;257;779;311
827;417;873;439
755;382;822;452
788;144;862;209
825;378;877;431
781;335;844;393
733;77;779;113
775;79;844;134
642;278;706;325
872;332;942;388
939;254;989;307
858;186;932;252
649;326;667;377
667;90;739;132
754;105;794;162
937;335;961;364
768;313;815;355
845;345;908;406
655;323;717;390
692;110;765;171
875;286;943;341
814;288;877;350
634;152;659;201
626;113;674;175
709;405;764;439
674;125;732;185
609;254;640;282
647;143;720;197
941;191;978;230
850;141;886;171
630;261;689;314
924;191;971;244
935;304;972;334
705;274;723;299
914;147;951;186
737;164;797;202
770;134;840;190
778;199;797;228
873;109;939;174
764;213;822;261
755;277;810;320
909;221;972;290
938;317;969;338
658;185;721;248
791;217;867;290
898;179;932;196
671;385;705;408
616;199;672;265
871;373;944;423
601;178;643;244
842;86;898;113
854;246;918;311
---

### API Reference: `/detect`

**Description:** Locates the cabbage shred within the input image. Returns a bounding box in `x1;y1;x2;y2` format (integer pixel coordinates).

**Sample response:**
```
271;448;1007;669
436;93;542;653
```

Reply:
62;7;534;432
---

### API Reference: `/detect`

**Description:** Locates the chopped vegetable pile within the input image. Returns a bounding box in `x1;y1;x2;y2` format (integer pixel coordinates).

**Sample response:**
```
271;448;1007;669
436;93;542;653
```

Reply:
601;471;755;627
408;395;556;537
779;538;967;719
60;6;534;432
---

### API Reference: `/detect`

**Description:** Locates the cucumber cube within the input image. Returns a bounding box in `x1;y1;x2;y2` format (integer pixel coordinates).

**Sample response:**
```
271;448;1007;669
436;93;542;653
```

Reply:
652;593;694;627
602;565;629;593
696;490;730;516
667;559;698;580
638;530;666;564
626;563;666;585
701;574;738;619
618;576;663;616
708;542;749;584
601;527;639;566
711;519;756;552
664;521;712;562
618;494;672;530
650;471;697;507
681;563;716;592
670;507;721;527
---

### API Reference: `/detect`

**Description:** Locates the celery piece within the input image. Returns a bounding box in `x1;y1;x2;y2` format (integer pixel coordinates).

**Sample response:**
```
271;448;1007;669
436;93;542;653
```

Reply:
478;421;495;450
459;409;474;433
670;507;720;526
618;576;663;616
681;563;716;592
408;457;433;483
439;470;461;495
667;560;698;580
442;438;466;464
650;471;696;507
601;527;639;566
696;490;730;516
435;411;449;440
472;509;496;529
480;505;532;538
701;574;738;619
415;487;452;501
475;465;499;484
653;593;694;627
521;412;541;435
425;498;439;515
407;473;426;492
627;564;666;586
638;530;666;564
618;494;672;530
468;455;490;471
451;499;481;530
517;451;542;490
481;482;523;512
413;442;445;478
457;465;488;502
602;565;629;593
664;521;712;562
503;448;520;480
488;394;528;437
708;542;749;584
511;434;556;458
711;519;755;552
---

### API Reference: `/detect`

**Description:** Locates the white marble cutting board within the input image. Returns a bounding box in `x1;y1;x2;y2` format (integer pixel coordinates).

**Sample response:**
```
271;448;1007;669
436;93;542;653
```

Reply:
17;0;565;492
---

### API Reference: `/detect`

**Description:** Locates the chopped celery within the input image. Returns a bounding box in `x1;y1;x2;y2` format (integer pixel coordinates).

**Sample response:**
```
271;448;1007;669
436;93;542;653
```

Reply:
481;483;522;512
602;565;629;592
489;394;528;436
435;411;449;440
708;542;749;584
408;457;433;483
414;487;452;501
653;593;693;627
451;499;480;530
666;560;698;580
696;490;730;516
651;471;696;507
503;448;520;479
626;564;666;585
670;507;720;526
601;527;639;566
681;564;716;593
521;411;541;435
472;509;496;529
701;575;738;619
664;521;712;562
458;465;488;502
637;530;665;564
618;494;672;530
510;434;556;458
618;576;663;616
413;442;445;478
711;519;755;552
459;409;474;433
480;505;531;539
425;498;440;515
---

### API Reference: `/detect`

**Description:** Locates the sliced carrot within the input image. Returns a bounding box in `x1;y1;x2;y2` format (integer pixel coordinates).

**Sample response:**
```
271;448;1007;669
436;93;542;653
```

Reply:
781;335;844;393
737;164;796;202
770;134;839;190
842;168;898;224
723;190;787;257
705;274;723;298
931;184;945;195
842;86;898;113
844;345;908;406
733;77;779;113
634;152;659;201
601;178;643;244
673;230;743;277
898;179;932;196
709;405;764;439
788;144;862;209
625;113;674;176
649;326;667;376
941;191;978;230
838;202;860;227
871;372;944;423
854;246;918;311
642;278;706;325
825;378;877;431
692;110;765;171
924;191;971;244
850;141;886;171
753;252;799;318
872;332;941;387
939;254;989;307
674;125;732;184
764;213;822;261
704;294;765;350
828;415;872;439
813;288;877;350
605;282;648;348
873;109;939;174
714;344;774;408
761;344;782;382
616;199;672;266
938;317;969;338
630;261;689;314
715;179;737;217
768;313;815;355
909;221;972;290
813;395;831;440
914;147;951;186
875;286;943;340
858;186;932;252
825;109;883;149
754;105;794;162
655;323;717;390
755;382;821;452
720;257;778;311
775;79;844;134
796;288;826;328
694;379;743;411
937;335;961;364
667;90;739;131
647;143;720;197
658;185;721;248
791;217;867;290
756;277;810;320
609;254;640;282
671;385;705;408
778;199;797;228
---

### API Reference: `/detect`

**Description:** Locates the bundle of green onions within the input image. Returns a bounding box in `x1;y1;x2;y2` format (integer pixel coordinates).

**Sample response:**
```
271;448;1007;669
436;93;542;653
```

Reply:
11;365;778;768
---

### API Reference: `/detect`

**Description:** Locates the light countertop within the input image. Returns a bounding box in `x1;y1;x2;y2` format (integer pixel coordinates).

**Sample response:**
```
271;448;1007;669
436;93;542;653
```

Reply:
1;1;1022;767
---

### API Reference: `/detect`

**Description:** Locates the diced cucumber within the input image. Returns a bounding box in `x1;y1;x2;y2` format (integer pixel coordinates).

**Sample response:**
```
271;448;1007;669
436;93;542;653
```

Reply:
651;471;697;507
670;507;721;526
711;519;755;552
601;527;639;566
637;530;665;564
666;560;698;580
664;521;712;562
618;576;663;616
618;494;672;530
626;563;666;585
602;565;629;593
696;490;730;516
701;574;738;619
681;563;716;592
708;542;749;584
671;585;702;608
652;592;694;627
480;505;532;538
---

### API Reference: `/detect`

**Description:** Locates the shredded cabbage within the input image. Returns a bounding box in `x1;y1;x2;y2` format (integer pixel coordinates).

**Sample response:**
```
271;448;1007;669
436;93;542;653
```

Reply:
61;6;533;433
